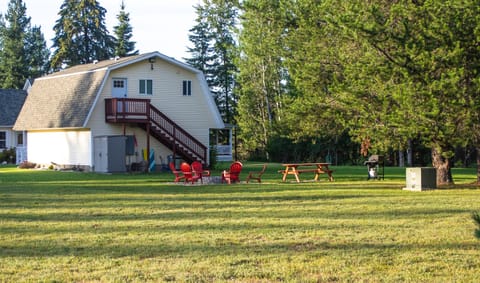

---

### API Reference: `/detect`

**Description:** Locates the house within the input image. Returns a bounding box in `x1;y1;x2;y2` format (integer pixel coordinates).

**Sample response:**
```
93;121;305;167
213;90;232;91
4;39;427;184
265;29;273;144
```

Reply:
0;89;28;164
13;52;228;172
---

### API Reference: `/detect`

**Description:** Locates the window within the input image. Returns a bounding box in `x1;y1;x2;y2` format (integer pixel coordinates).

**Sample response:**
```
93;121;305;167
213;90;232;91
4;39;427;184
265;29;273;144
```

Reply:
0;132;5;148
17;133;23;146
139;79;153;95
113;80;124;88
182;80;192;96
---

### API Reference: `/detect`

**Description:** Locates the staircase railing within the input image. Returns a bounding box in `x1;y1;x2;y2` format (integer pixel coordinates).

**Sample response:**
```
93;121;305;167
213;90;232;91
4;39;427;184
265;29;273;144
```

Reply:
105;98;207;164
148;104;207;164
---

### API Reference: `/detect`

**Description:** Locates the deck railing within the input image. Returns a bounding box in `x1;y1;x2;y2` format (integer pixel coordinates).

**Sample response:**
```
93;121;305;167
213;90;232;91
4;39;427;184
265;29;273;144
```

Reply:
105;98;207;164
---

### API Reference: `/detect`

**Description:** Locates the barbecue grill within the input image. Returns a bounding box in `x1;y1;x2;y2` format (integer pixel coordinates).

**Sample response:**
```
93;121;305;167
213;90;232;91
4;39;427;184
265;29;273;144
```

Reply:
364;155;384;180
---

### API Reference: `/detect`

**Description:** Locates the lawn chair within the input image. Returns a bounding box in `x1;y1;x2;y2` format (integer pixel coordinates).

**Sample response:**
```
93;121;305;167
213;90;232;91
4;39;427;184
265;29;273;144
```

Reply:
192;161;210;184
221;161;243;184
169;162;185;183
180;162;201;184
246;163;267;183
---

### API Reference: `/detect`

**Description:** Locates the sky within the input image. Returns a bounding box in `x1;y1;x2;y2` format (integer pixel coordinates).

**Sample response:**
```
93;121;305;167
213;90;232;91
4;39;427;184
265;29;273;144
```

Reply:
0;0;199;62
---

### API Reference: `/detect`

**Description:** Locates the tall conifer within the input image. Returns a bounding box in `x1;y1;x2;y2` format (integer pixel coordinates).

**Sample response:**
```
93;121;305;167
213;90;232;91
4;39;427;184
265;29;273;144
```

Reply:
0;0;30;88
113;0;138;57
50;0;114;69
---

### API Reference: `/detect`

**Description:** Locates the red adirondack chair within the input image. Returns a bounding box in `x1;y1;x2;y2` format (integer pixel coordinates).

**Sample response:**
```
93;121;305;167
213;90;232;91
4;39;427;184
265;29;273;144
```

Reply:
169;162;185;183
221;161;243;184
180;162;201;184
191;161;210;183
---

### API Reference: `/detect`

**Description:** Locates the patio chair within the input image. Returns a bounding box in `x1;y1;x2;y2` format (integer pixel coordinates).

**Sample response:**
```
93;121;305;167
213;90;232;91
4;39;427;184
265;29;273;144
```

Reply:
169;162;185;183
192;161;210;184
221;161;243;184
180;162;201;184
246;163;267;183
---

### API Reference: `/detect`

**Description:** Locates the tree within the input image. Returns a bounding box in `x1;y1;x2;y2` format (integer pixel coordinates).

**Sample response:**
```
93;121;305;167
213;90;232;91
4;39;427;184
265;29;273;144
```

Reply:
50;0;114;69
236;0;292;159
331;0;480;184
0;0;30;88
112;0;138;57
24;25;50;78
185;0;239;123
184;3;216;88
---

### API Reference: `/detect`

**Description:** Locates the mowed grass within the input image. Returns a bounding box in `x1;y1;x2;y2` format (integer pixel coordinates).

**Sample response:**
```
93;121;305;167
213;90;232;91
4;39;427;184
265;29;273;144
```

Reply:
0;163;479;282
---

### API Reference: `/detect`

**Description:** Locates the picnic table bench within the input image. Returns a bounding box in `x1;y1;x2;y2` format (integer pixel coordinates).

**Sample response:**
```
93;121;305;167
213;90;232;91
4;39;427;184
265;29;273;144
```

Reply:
279;163;334;182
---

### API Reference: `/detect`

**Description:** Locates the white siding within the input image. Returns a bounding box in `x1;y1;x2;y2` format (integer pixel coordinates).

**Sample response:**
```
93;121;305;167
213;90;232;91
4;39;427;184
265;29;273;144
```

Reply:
87;59;220;164
27;130;91;166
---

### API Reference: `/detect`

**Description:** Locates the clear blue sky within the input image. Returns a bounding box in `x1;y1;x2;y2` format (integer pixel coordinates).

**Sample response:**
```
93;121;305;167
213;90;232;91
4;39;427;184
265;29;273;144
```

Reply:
0;0;198;61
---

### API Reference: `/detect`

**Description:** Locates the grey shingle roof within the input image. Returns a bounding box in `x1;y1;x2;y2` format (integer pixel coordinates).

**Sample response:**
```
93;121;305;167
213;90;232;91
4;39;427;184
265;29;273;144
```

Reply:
13;52;199;131
0;90;27;126
13;54;152;131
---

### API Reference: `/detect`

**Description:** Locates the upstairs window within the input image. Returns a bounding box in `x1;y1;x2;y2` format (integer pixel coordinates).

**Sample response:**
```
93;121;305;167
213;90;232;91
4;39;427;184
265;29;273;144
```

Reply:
182;80;192;96
139;79;153;95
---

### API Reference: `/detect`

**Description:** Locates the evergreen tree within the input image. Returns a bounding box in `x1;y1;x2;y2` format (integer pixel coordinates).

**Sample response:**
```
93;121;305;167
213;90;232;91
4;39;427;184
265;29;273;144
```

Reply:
24;25;50;78
50;0;114;69
329;0;480;184
113;0;138;57
185;0;239;123
0;0;30;88
184;3;215;86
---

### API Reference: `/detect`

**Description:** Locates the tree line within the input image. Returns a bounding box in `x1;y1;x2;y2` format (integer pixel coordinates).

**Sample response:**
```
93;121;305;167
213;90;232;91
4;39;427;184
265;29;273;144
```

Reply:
185;0;479;185
0;0;137;89
1;0;478;184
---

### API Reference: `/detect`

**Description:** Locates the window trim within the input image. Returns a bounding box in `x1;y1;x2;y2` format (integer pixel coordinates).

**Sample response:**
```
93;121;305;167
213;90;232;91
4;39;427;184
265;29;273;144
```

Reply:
139;79;153;95
182;80;192;96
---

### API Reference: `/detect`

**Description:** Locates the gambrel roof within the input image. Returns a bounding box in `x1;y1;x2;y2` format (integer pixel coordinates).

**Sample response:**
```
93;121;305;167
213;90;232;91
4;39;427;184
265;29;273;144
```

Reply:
13;52;220;131
0;89;27;127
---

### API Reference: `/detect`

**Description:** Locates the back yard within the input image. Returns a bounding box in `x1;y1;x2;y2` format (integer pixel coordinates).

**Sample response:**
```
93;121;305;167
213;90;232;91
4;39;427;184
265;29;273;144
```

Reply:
0;164;479;282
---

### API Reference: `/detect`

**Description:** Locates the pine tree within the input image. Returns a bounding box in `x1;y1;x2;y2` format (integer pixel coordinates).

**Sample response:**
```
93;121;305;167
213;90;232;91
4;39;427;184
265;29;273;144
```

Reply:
184;3;215;85
50;0;114;69
185;0;239;123
0;0;30;88
24;25;50;78
113;0;138;57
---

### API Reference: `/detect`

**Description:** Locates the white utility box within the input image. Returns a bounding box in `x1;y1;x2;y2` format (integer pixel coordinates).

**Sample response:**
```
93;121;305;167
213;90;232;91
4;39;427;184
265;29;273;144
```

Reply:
404;167;437;191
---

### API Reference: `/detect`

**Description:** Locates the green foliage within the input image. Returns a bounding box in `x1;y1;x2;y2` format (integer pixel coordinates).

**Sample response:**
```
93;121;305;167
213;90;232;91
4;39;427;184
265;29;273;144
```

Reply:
112;1;138;57
0;147;15;163
50;0;114;69
185;0;239;124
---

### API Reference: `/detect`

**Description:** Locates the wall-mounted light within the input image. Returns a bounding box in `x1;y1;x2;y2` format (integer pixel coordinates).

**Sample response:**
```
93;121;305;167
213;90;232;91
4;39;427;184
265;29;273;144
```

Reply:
149;57;156;70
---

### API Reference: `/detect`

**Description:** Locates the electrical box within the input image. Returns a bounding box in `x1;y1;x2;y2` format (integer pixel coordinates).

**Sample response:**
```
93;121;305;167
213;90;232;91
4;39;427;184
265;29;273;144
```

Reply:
404;167;437;191
94;136;127;173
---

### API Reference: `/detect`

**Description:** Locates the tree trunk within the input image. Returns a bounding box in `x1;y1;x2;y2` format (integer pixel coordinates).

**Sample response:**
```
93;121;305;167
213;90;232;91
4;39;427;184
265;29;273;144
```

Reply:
407;139;413;167
431;147;454;185
399;149;405;167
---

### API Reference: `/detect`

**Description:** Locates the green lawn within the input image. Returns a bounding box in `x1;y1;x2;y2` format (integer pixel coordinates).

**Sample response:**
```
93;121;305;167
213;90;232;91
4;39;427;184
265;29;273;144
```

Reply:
0;163;479;282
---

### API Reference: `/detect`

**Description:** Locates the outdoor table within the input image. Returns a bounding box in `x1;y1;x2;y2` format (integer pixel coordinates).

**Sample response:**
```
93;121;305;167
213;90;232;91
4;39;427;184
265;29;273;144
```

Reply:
280;163;334;182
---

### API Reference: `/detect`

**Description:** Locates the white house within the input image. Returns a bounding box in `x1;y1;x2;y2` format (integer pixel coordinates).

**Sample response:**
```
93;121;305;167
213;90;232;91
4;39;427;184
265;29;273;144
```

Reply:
13;52;228;172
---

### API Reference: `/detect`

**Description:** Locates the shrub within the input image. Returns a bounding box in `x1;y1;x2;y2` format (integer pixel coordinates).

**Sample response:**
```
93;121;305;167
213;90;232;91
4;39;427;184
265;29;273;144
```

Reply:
0;148;16;164
18;161;36;169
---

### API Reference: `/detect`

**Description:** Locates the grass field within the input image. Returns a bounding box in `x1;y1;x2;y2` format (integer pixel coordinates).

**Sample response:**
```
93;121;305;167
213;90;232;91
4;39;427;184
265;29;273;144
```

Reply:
0;163;479;282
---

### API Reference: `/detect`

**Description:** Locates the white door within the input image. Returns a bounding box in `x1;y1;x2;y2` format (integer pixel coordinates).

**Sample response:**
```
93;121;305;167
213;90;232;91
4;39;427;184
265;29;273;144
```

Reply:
112;79;127;111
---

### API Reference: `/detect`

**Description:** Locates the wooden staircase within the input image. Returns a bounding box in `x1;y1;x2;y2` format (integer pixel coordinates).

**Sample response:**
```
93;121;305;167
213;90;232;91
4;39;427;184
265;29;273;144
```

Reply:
105;98;207;165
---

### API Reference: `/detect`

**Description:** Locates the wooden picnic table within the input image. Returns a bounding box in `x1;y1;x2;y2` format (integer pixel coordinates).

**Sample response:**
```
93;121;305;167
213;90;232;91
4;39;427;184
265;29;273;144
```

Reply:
280;163;334;182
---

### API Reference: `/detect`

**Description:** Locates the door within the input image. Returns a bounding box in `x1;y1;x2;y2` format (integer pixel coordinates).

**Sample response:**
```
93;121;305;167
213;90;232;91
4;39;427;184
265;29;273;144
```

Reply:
112;78;127;112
